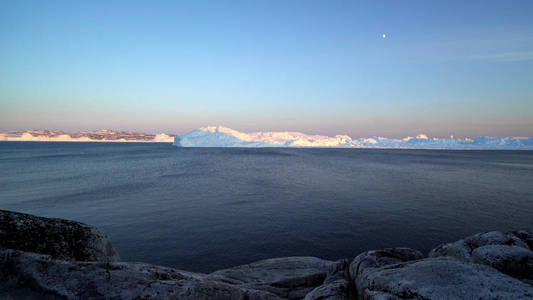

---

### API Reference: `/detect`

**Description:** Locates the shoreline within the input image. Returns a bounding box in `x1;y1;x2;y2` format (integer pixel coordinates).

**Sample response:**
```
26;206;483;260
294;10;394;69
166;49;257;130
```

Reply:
2;140;533;150
1;209;532;299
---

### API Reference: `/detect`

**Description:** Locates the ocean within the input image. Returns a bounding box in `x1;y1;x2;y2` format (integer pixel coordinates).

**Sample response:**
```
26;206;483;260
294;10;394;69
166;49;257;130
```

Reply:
1;141;532;273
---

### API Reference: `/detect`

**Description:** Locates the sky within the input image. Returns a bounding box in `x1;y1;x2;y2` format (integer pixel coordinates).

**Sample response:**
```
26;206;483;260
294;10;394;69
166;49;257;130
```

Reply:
1;0;532;138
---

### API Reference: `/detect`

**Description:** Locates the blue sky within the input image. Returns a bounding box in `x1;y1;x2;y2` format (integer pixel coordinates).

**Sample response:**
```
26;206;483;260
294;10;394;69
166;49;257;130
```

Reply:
1;0;532;137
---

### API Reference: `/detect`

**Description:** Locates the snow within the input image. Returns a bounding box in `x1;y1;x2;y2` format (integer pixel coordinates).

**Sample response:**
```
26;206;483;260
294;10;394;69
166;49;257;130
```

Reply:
174;126;533;149
0;133;94;142
152;134;174;143
0;131;175;143
2;126;531;149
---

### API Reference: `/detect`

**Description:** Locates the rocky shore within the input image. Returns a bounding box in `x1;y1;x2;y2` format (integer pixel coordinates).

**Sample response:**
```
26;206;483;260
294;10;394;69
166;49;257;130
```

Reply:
1;209;532;299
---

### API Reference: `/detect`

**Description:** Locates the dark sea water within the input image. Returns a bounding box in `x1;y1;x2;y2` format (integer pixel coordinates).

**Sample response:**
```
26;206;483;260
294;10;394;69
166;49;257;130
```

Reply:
1;142;532;273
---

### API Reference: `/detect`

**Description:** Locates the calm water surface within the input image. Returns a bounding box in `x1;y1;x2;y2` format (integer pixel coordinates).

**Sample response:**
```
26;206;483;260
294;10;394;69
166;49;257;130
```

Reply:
1;142;532;272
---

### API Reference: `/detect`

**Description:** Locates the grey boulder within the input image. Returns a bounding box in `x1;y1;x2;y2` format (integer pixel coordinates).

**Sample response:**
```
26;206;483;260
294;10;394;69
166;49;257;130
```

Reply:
0;209;119;262
0;249;282;300
351;253;533;300
429;230;533;281
207;256;334;299
349;247;424;280
472;245;533;280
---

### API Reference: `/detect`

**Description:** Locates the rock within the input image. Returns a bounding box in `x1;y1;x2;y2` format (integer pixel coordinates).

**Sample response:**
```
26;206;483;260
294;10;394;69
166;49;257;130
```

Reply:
472;245;533;280
429;231;531;261
511;230;533;250
429;230;533;281
353;256;533;299
207;257;334;299
3;209;533;299
465;231;530;250
302;280;351;300
0;209;119;262
323;259;351;284
427;239;472;261
303;259;353;300
0;249;282;300
349;248;424;280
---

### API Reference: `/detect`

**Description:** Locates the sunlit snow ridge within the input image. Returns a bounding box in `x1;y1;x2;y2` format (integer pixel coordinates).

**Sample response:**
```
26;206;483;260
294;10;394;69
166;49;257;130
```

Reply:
2;126;531;149
173;126;533;149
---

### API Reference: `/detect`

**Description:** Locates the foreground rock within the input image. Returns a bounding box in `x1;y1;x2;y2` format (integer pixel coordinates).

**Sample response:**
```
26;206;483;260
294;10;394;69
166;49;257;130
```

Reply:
0;249;282;300
352;254;533;299
429;230;533;281
207;257;333;299
1;210;533;299
349;247;425;279
0;210;119;262
304;259;353;300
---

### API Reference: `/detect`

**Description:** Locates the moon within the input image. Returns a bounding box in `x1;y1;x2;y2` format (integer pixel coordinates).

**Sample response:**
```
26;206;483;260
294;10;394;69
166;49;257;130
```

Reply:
382;34;387;39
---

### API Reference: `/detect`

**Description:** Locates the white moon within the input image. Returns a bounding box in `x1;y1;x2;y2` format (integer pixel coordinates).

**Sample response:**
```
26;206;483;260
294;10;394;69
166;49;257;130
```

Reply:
382;34;387;39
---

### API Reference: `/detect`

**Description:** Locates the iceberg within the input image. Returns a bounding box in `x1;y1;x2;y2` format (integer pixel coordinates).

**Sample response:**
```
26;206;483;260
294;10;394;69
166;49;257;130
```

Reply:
174;127;273;147
173;126;533;150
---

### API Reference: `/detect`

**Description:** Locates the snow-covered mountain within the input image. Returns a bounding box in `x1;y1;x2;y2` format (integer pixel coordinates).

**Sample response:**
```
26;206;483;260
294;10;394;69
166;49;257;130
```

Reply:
174;126;533;149
0;130;174;142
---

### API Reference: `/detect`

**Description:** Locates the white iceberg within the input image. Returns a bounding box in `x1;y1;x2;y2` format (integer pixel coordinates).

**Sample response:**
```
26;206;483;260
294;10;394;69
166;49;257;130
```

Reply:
173;126;533;150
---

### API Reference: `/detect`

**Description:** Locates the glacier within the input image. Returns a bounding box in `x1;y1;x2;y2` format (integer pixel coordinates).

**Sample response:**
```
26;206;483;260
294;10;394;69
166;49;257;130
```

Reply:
173;126;533;150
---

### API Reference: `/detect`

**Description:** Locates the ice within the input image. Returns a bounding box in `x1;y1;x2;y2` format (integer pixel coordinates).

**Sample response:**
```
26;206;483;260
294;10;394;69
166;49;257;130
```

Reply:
173;126;533;149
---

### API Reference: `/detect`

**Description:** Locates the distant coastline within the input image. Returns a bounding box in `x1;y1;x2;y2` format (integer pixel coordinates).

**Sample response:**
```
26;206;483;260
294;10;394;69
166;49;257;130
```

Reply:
2;126;533;149
0;129;175;143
